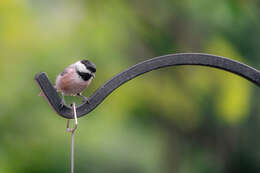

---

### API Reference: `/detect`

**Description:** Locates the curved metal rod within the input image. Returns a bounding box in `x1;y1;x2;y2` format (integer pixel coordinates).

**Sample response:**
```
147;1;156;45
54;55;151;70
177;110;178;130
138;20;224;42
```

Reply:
35;53;260;119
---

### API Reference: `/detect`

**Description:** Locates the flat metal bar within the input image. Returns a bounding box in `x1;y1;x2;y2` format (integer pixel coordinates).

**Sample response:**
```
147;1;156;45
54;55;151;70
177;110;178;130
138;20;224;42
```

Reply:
34;53;260;119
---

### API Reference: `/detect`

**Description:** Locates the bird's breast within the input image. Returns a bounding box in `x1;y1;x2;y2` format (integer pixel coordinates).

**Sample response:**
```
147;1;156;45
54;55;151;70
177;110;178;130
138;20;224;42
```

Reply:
56;72;92;95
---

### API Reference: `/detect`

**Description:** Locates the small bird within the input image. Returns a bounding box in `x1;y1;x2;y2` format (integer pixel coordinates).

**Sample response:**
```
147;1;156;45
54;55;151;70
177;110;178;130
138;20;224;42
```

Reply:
46;60;96;106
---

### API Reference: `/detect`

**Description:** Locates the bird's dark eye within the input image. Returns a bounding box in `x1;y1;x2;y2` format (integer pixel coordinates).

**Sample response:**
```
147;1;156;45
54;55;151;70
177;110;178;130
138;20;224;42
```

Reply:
77;71;92;81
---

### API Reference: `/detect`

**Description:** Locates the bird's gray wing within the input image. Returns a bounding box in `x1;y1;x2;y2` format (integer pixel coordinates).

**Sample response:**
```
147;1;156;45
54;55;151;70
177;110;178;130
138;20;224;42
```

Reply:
60;65;74;76
60;69;68;76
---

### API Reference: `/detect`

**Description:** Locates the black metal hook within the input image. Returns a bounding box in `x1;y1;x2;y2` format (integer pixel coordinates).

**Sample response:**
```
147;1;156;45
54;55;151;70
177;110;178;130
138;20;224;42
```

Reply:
34;53;260;119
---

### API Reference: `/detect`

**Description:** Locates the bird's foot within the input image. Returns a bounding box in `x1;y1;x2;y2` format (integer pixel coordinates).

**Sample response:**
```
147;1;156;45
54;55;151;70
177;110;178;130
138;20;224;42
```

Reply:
59;92;68;107
77;93;89;104
82;96;89;104
59;96;67;108
59;100;67;108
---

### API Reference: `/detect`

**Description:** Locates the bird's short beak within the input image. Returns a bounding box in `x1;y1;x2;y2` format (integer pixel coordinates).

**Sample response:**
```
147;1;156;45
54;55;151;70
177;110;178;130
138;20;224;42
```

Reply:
92;73;95;78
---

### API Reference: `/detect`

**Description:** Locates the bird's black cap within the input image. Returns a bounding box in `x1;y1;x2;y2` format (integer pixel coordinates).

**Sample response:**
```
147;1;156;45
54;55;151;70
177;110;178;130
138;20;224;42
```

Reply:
81;60;96;73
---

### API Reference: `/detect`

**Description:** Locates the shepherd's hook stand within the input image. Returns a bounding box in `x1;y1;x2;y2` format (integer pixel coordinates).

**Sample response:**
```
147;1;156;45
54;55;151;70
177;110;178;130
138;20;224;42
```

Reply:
66;102;78;173
35;53;260;173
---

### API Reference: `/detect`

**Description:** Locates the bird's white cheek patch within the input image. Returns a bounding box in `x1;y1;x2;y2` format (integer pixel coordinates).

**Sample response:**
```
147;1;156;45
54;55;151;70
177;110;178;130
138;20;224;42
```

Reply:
75;61;91;73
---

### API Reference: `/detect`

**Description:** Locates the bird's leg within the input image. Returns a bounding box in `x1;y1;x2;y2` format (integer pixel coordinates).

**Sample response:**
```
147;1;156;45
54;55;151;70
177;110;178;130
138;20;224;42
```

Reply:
77;93;89;103
60;92;67;107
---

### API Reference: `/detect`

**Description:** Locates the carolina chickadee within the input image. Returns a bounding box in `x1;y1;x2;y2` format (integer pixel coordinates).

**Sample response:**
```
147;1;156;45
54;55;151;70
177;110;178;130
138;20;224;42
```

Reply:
41;60;96;106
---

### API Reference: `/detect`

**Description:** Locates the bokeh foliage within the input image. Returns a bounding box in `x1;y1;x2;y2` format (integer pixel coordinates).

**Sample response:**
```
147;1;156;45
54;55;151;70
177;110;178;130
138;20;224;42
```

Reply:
1;0;260;172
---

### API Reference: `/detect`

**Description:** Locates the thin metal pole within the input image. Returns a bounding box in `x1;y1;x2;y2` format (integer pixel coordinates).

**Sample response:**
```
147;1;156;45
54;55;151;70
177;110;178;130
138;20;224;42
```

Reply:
71;131;75;173
67;103;78;173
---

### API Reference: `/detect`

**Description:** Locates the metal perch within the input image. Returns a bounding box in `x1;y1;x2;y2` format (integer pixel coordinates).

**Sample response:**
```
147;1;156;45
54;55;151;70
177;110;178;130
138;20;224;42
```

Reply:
34;53;260;119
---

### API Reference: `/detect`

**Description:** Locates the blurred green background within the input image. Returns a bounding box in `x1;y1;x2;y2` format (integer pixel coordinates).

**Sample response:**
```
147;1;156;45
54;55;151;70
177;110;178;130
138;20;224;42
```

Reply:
1;0;260;172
